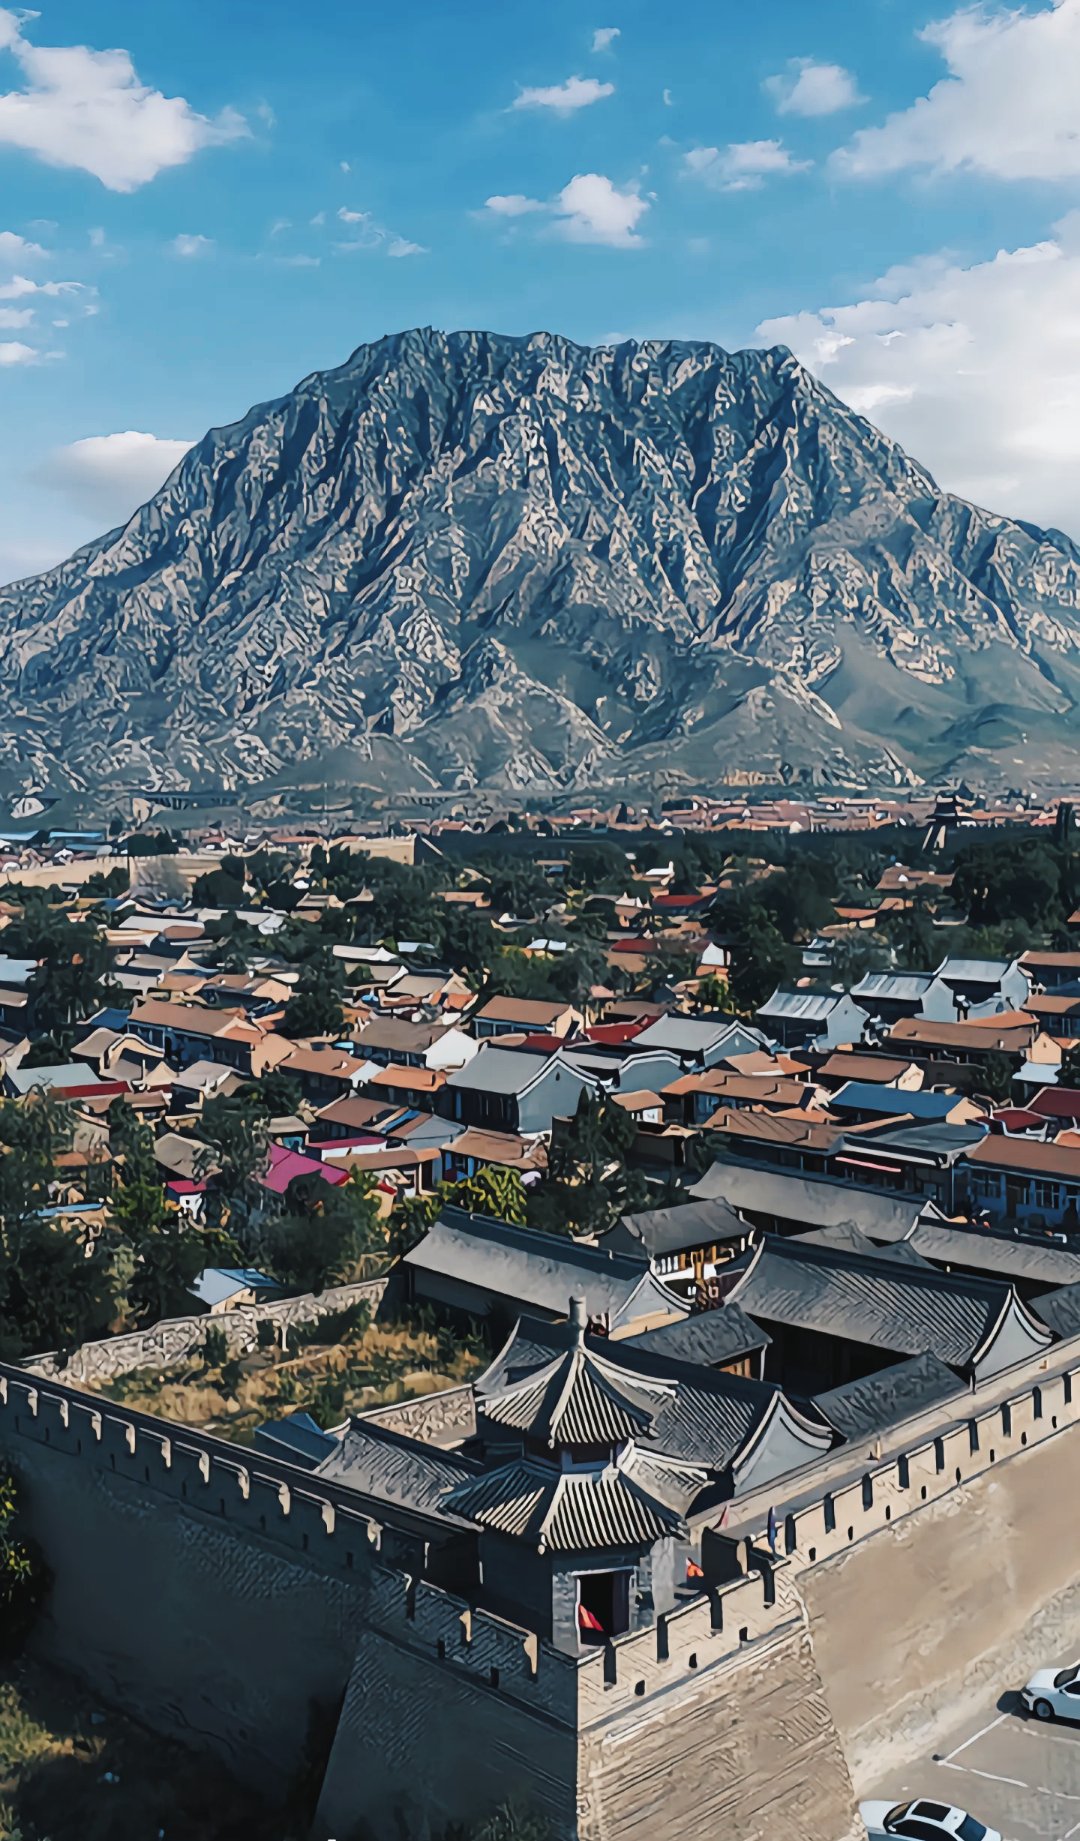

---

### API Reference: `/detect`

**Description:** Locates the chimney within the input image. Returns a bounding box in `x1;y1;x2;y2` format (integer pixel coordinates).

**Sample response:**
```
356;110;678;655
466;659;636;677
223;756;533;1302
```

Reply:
568;1296;587;1343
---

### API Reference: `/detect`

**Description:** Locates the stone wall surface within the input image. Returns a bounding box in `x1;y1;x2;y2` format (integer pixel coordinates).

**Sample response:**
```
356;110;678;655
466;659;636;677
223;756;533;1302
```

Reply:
7;1432;375;1794
576;1616;863;1841
23;1277;388;1385
316;1628;579;1841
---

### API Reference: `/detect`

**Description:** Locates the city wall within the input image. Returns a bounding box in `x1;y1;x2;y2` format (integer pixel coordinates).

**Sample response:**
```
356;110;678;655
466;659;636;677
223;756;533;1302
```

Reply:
3;1344;1080;1836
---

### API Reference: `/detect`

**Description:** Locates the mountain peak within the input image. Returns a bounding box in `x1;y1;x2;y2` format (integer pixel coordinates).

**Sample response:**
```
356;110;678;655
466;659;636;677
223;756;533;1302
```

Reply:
0;325;1078;800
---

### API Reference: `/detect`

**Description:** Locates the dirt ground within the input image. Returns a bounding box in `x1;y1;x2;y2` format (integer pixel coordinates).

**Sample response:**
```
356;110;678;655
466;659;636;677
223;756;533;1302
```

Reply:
93;1313;484;1442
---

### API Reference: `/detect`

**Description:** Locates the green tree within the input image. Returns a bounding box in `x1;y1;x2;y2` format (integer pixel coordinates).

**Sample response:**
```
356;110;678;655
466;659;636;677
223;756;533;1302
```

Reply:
0;1472;48;1655
5;897;117;1047
725;907;796;1016
281;955;346;1039
268;1169;385;1293
126;1217;209;1325
197;1092;271;1256
526;1093;647;1238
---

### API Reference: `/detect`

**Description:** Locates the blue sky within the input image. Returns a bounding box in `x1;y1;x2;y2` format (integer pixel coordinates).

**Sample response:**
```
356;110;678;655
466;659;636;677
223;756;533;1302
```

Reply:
2;0;1080;583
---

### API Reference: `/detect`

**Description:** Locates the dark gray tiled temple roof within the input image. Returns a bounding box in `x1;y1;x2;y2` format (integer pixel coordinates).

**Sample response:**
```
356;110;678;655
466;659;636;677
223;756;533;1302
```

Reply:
904;1223;1080;1288
624;1305;771;1368
727;1235;1022;1368
814;1353;967;1442
1033;1282;1080;1339
477;1317;812;1472
315;1419;478;1521
798;1222;933;1267
690;1162;925;1239
442;1448;705;1551
404;1206;686;1326
481;1327;670;1448
612;1197;750;1257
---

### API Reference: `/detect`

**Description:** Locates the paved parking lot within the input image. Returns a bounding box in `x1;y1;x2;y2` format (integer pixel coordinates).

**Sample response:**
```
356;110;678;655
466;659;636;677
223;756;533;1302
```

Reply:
869;1692;1080;1839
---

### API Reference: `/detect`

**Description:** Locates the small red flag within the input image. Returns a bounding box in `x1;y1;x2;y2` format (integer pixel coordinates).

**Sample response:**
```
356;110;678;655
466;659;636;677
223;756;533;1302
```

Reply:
686;1558;704;1581
578;1603;605;1633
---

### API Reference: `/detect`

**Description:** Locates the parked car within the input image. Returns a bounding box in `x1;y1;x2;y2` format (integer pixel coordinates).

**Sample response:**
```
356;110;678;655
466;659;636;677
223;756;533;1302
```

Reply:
1021;1662;1080;1721
859;1799;1000;1841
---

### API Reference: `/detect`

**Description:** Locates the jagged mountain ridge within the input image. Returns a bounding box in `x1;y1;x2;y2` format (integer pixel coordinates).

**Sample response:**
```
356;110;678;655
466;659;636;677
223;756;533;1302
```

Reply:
3;325;1080;795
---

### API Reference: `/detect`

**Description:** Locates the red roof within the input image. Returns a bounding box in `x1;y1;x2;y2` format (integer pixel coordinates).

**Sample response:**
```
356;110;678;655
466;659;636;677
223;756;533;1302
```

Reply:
991;1108;1045;1133
584;1021;646;1045
1031;1087;1080;1122
259;1144;350;1194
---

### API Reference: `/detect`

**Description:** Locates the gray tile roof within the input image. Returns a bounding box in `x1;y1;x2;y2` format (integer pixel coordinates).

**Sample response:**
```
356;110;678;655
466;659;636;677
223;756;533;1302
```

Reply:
441;1448;705;1551
315;1420;478;1520
403;1207;687;1328
904;1223;1080;1288
443;1044;552;1096
756;989;844;1023
631;1016;755;1056
814;1353;967;1442
691;1161;925;1239
1033;1282;1080;1340
624;1306;771;1368
479;1325;670;1447
936;957;1015;983
851;973;935;1002
727;1235;1026;1369
477;1318;813;1474
253;1411;340;1469
611;1197;750;1258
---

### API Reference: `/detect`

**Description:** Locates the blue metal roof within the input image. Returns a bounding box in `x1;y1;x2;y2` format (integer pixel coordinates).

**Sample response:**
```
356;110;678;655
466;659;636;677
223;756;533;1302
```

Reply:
190;1266;279;1307
829;1082;962;1121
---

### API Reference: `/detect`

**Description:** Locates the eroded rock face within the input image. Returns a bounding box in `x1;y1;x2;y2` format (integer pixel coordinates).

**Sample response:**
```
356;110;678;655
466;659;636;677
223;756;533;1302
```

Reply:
3;325;1080;795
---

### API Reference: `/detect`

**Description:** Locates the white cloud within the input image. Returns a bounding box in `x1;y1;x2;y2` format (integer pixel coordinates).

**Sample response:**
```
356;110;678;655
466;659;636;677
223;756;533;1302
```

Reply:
0;273;83;300
88;225;106;248
834;0;1080;182
169;232;213;258
0;339;35;365
339;159;351;174
662;87;673;107
38;431;193;524
483;173;647;246
0;6;247;191
333;206;425;257
756;217;1080;537
592;27;620;53
0;229;46;265
274;253;320;268
553;173;648;245
0;305;31;327
511;75;614;113
683;139;811;191
764;57;864;117
484;193;547;217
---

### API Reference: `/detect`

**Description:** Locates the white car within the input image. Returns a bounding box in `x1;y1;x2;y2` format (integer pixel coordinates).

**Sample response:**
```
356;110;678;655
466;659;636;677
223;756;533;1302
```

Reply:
1021;1662;1080;1721
859;1799;1000;1841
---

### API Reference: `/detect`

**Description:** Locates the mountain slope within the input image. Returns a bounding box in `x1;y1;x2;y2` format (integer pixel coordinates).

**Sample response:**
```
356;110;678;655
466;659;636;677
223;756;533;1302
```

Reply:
3;325;1080;796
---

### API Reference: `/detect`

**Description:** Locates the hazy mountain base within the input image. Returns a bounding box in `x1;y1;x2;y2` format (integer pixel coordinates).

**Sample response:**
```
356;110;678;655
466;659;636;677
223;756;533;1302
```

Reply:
2;328;1080;798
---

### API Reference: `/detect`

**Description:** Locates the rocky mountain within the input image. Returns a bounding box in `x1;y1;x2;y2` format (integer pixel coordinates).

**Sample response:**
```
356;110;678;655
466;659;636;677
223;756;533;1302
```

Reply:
3;325;1080;798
